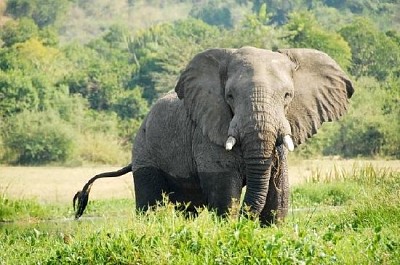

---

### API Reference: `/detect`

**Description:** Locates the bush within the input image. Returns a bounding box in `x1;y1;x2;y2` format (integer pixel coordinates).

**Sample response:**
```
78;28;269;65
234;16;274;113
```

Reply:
293;75;399;159
189;2;233;28
323;77;400;158
1;110;75;165
111;88;149;120
0;133;4;161
72;110;132;165
284;11;352;69
1;108;136;165
76;132;130;165
340;18;400;81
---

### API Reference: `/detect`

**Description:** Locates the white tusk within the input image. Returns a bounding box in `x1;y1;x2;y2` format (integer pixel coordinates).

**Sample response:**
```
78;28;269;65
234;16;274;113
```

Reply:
225;136;236;151
283;135;294;151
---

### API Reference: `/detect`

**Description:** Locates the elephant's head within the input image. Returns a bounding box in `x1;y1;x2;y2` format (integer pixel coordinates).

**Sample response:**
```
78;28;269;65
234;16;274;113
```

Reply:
175;47;354;215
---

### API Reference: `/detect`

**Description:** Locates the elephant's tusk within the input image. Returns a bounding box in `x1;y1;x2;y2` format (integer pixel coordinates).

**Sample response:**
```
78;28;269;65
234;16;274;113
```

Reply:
225;136;236;151
283;135;294;151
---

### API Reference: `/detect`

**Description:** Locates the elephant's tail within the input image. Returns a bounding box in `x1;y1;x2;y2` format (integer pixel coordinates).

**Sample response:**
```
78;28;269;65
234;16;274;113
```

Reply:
73;164;132;219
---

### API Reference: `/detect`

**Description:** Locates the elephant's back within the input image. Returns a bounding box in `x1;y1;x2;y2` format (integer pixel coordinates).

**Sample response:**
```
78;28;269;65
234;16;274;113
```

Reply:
132;91;194;178
146;91;185;124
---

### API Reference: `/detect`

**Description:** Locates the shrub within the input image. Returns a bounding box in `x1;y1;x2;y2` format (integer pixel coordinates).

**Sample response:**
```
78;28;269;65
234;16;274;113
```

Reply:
0;133;4;161
189;2;233;28
324;77;400;158
296;76;399;159
1;110;75;165
76;132;130;165
111;88;149;120
284;11;352;70
340;18;400;81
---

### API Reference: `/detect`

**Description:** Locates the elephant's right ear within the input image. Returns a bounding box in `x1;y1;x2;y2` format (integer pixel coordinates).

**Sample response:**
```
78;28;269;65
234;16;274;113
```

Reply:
175;49;234;147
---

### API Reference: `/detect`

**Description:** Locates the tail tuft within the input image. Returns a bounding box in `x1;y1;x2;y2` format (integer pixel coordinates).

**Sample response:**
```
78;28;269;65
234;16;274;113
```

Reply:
73;189;90;219
72;164;132;219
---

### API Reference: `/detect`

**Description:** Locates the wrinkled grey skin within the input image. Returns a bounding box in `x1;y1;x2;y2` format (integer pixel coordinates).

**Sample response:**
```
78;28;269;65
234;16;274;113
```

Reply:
74;47;354;225
131;47;353;224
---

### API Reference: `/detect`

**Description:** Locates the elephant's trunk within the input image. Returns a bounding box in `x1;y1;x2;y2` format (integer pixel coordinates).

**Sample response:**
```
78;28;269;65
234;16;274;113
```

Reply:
236;87;293;216
241;128;277;215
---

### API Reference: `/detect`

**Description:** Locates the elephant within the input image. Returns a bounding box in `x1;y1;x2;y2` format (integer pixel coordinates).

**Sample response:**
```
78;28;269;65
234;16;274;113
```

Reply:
74;46;354;225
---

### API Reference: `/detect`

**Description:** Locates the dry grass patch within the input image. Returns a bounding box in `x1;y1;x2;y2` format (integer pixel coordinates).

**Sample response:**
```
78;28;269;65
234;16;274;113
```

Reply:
0;166;133;203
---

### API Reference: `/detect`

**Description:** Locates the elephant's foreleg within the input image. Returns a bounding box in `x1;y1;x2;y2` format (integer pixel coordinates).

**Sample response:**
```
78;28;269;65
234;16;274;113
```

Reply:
133;167;169;211
259;145;289;226
199;172;243;216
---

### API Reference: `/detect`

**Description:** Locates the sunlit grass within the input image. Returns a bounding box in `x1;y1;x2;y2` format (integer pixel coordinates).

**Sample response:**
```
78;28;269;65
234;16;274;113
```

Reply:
1;164;399;264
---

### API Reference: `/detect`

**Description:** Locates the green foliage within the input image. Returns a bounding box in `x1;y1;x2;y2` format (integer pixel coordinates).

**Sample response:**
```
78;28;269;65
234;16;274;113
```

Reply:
62;29;141;113
0;18;59;47
309;3;353;31
74;111;131;164
0;18;38;47
284;11;352;69
340;18;400;80
0;0;399;163
293;182;357;207
0;38;69;117
6;0;70;28
1;111;75;165
111;88;149;120
128;18;221;99
58;0;192;44
76;132;130;165
1;165;399;264
0;196;47;222
0;69;39;116
252;0;309;25
322;0;396;16
325;77;400;158
220;3;285;49
189;1;233;28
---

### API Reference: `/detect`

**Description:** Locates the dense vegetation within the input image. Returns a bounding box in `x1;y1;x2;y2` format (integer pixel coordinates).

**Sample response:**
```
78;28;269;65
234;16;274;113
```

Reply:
1;165;399;263
0;0;399;165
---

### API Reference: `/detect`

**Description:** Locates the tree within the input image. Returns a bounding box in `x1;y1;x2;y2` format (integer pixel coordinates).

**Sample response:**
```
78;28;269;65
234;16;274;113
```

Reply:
220;3;285;49
0;18;59;47
62;28;138;112
189;2;233;28
111;88;149;120
252;0;310;25
6;0;70;28
0;69;39;117
283;11;352;70
0;18;38;47
1;110;75;164
340;18;400;80
321;77;399;158
0;38;68;116
128;19;221;100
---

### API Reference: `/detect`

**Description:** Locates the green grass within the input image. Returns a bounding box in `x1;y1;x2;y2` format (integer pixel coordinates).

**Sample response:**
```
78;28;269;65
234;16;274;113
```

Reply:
1;164;399;264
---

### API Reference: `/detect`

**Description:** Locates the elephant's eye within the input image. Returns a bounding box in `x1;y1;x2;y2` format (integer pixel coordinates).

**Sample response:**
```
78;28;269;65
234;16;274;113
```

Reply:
284;92;292;100
226;93;234;101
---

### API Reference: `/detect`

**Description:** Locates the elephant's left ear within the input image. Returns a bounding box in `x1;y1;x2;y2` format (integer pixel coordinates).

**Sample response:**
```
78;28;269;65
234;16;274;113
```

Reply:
278;48;354;146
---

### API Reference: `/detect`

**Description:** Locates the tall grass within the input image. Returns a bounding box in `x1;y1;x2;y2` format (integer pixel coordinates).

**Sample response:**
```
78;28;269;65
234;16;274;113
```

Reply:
1;164;399;264
76;133;130;165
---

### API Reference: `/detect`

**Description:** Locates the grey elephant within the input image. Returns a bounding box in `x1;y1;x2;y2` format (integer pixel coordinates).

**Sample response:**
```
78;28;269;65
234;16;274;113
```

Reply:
74;46;354;225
